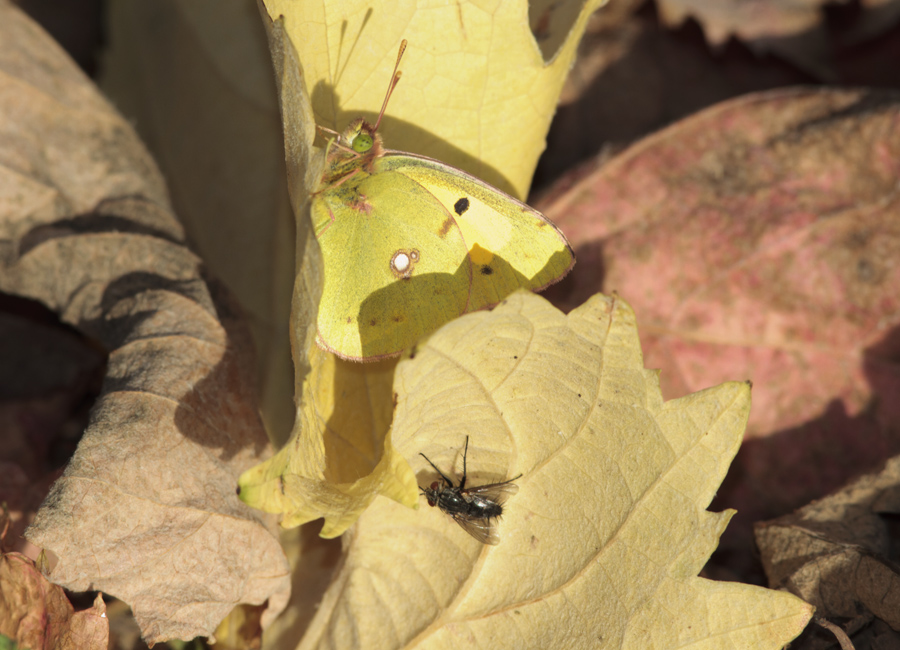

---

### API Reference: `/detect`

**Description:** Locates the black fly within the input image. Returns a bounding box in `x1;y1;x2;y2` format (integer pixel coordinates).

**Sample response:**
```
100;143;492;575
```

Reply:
419;436;522;545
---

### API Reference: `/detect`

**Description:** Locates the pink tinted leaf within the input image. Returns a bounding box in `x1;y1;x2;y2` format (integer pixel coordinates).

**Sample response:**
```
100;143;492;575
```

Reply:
543;88;900;556
0;552;109;650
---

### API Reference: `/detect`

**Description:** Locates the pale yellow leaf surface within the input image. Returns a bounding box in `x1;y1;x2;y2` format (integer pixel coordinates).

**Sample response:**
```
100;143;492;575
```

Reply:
293;292;813;650
239;346;419;537
240;0;607;538
263;0;609;199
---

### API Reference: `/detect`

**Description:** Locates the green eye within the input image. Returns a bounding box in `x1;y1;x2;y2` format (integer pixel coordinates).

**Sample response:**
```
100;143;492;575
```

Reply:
352;132;374;153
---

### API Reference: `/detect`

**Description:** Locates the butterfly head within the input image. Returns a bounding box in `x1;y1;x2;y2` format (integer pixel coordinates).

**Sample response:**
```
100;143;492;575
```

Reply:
341;118;382;157
319;118;384;186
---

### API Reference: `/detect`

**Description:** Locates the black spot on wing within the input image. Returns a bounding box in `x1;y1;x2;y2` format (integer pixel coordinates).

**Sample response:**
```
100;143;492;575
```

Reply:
454;197;470;215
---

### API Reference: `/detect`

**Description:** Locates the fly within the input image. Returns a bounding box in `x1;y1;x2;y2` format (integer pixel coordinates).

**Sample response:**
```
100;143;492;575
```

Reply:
419;436;522;545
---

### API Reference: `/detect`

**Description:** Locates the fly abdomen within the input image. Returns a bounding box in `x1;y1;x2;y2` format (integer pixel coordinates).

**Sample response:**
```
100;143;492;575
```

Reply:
468;495;503;519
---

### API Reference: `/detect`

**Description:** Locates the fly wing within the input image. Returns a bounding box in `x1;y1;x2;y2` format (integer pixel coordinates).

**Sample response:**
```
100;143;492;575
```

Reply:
463;477;520;506
452;513;500;545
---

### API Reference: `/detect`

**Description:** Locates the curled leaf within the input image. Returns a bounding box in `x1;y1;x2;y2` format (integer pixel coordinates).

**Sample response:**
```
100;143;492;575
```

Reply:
239;347;419;537
756;453;900;629
0;4;289;643
237;17;417;537
101;0;298;441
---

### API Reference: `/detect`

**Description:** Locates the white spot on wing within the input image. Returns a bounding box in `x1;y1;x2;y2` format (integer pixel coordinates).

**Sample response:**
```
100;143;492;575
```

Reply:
391;249;420;278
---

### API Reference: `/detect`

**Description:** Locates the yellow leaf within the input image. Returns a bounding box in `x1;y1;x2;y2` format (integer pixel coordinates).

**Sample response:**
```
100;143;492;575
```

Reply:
293;292;813;649
262;0;608;199
239;345;419;537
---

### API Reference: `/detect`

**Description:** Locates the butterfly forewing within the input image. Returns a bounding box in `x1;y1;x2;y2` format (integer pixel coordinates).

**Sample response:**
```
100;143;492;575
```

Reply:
378;153;575;309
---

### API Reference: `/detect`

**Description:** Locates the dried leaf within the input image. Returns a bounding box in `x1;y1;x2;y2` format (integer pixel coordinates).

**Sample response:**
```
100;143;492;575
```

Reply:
0;552;108;650
0;3;289;644
100;0;298;441
756;454;900;630
655;0;900;77
295;292;813;650
0;308;104;555
657;0;828;47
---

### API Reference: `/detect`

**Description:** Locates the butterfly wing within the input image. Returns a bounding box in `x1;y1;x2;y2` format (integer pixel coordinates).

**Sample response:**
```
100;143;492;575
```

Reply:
379;153;575;312
312;167;472;360
312;150;574;361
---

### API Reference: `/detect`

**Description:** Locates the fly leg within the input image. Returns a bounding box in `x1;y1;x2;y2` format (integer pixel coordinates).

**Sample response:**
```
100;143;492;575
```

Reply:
459;435;469;490
420;452;455;488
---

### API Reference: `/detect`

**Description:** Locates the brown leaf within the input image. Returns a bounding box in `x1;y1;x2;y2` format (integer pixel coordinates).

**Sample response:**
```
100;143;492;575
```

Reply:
655;0;900;78
755;454;900;631
656;0;829;46
0;2;288;644
0;303;105;555
533;6;813;193
100;1;298;442
0;552;109;650
542;87;900;573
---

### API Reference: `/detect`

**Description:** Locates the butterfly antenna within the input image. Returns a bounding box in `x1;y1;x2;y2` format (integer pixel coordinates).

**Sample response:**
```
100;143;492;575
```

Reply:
373;39;407;132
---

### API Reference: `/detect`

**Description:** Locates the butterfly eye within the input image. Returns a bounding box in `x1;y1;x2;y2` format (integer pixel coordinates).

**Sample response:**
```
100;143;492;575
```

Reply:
351;132;374;153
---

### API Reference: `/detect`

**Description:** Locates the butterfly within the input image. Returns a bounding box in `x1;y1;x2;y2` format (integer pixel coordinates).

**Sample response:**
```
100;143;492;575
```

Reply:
419;436;522;545
311;40;574;361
